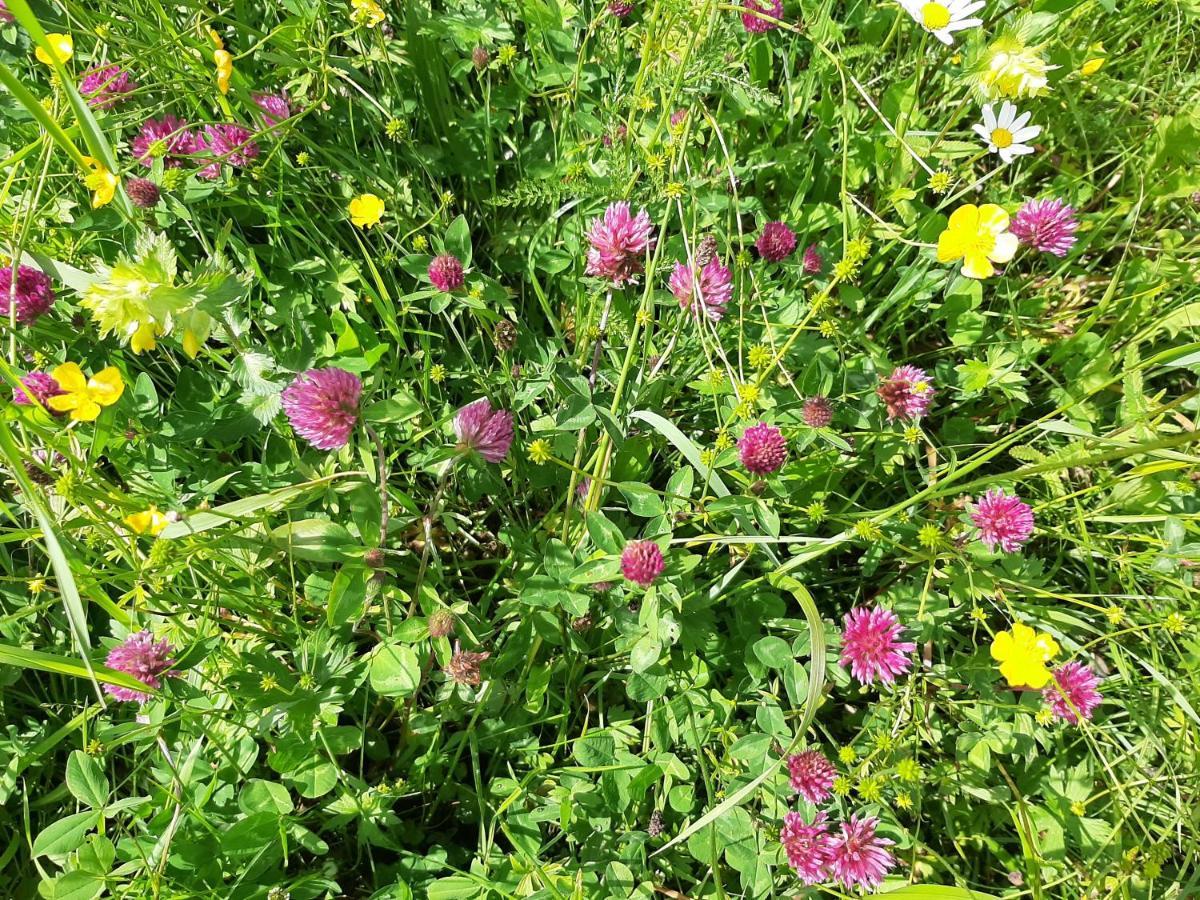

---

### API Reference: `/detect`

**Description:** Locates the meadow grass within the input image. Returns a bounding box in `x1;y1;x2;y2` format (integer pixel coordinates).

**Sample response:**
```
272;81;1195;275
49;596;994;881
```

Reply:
0;0;1199;897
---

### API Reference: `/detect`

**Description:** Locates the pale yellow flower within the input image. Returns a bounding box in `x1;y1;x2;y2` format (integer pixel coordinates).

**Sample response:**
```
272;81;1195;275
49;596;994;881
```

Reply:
350;0;387;27
980;35;1052;99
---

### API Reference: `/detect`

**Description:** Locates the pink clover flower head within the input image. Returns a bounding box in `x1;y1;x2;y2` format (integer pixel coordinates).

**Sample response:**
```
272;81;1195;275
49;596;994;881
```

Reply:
878;364;934;421
281;367;362;450
755;220;796;261
839;606;915;686
80;65;137;109
669;107;688;128
585;201;654;286
104;630;178;703
803;243;823;274
0;2;13;23
13;371;63;409
608;0;634;16
738;422;787;475
454;398;514;463
126;177;161;208
0;264;55;324
621;539;664;587
131;115;197;168
198;124;260;179
801;396;833;428
787;750;836;804
429;254;465;292
252;91;292;127
742;0;784;31
1043;661;1102;724
670;258;732;321
971;488;1034;553
780;810;834;885
827;815;897;890
1010;198;1078;257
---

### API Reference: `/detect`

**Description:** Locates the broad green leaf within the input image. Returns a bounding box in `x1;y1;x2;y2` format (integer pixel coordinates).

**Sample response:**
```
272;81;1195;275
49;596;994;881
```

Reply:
66;751;109;809
32;810;99;859
271;519;356;562
369;643;421;697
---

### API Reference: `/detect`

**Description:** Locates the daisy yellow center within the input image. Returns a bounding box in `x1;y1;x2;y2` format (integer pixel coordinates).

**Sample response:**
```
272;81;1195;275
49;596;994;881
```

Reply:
920;2;951;30
990;127;1014;149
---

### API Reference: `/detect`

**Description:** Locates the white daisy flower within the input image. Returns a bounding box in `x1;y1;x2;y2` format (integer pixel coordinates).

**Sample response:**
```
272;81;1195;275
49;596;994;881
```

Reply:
897;0;984;45
972;101;1041;164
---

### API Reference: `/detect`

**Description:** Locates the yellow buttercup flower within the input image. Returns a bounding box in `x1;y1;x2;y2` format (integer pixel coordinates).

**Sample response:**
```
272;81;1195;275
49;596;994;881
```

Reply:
1080;44;1106;77
214;49;233;95
36;34;74;66
990;622;1059;688
46;363;125;422
936;204;1018;280
81;156;118;208
125;508;169;536
349;193;385;229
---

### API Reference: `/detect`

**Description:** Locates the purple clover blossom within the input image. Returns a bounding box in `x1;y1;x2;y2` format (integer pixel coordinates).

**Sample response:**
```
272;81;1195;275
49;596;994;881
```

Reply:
281;368;363;450
104;630;178;703
454;398;514;463
131;115;197;168
80;65;137;109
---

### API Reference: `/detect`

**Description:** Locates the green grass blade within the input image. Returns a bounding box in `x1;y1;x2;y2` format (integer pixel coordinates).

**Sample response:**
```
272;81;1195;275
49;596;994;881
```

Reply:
0;422;100;699
0;61;88;169
0;642;147;694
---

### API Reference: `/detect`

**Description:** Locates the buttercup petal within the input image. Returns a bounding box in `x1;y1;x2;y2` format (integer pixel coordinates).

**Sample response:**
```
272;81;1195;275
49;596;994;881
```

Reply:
51;362;87;393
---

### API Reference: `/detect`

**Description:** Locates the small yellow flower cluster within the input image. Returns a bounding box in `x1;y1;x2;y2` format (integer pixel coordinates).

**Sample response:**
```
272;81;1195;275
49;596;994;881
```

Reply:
528;438;553;464
748;344;772;370
853;519;883;541
929;170;954;194
917;523;943;549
